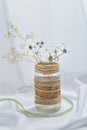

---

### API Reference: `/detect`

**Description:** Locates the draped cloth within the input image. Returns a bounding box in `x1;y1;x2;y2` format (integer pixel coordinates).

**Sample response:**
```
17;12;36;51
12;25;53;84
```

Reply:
0;0;87;129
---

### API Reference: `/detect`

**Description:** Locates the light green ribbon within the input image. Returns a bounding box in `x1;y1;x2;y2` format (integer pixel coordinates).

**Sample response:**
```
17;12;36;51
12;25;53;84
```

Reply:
0;86;74;118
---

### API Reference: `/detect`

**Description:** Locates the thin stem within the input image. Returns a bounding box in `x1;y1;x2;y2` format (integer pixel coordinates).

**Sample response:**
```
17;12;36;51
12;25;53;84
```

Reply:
52;52;64;62
15;31;39;62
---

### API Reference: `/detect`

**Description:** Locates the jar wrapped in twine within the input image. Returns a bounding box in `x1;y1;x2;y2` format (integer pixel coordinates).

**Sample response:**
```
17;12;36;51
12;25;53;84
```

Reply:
34;62;61;113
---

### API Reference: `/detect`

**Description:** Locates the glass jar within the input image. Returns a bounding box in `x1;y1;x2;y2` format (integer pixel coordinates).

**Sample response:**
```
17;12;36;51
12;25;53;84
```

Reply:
34;62;61;113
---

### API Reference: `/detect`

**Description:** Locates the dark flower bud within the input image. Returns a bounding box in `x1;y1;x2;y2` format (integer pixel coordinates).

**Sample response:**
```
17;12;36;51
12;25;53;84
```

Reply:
39;45;42;48
62;49;67;53
36;42;39;45
54;50;57;54
29;45;33;50
41;41;44;45
48;55;53;62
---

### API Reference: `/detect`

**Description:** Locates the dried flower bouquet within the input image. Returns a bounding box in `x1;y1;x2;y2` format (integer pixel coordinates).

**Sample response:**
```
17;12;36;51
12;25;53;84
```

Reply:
2;22;68;64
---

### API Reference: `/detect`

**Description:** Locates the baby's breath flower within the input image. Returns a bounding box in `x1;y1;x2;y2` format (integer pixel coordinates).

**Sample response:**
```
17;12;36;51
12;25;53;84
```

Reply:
45;49;48;51
4;22;68;63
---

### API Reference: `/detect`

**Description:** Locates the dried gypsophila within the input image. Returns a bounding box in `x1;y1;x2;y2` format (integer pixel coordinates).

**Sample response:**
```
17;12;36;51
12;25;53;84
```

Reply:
5;22;40;62
2;46;35;63
3;22;69;64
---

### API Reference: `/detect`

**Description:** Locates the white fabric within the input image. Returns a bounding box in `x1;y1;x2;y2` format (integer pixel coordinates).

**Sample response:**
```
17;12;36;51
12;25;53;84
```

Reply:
0;75;87;130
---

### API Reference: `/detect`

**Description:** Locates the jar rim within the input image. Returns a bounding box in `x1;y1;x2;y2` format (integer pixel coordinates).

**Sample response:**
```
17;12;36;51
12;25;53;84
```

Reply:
35;61;58;66
35;61;59;75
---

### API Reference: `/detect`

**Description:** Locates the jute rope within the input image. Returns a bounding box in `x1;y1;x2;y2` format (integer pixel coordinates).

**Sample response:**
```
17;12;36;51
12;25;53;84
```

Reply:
34;62;61;105
35;62;59;75
35;95;61;105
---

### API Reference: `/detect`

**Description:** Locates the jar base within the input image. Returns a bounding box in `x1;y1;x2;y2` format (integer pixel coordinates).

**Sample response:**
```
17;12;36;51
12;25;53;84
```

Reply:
36;103;61;113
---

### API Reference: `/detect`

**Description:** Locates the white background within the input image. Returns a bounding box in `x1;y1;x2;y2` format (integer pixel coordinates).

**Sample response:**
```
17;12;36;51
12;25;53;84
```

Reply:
0;0;87;93
7;0;87;73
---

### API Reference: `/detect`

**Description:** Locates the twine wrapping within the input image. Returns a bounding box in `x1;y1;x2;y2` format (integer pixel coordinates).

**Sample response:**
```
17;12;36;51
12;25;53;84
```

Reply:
35;62;59;75
34;62;61;105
